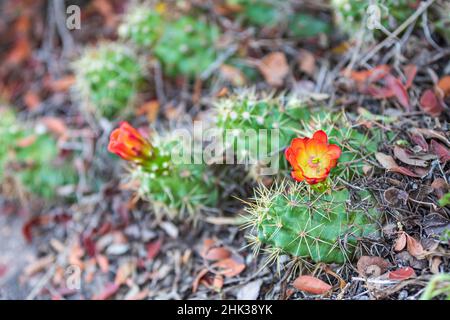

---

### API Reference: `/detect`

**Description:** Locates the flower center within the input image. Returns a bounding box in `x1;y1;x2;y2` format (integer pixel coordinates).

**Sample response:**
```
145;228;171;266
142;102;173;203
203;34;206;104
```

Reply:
308;156;321;167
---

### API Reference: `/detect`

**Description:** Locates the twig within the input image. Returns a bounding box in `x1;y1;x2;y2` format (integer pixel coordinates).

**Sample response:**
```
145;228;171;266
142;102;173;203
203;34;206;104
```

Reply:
360;0;436;65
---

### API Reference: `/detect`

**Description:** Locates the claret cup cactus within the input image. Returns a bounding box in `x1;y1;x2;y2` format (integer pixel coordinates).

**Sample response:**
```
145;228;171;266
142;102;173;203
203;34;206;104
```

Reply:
243;129;381;264
108;122;218;219
73;42;145;120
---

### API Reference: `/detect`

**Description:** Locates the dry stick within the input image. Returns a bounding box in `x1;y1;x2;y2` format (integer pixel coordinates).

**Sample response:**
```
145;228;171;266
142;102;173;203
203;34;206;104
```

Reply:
360;0;436;66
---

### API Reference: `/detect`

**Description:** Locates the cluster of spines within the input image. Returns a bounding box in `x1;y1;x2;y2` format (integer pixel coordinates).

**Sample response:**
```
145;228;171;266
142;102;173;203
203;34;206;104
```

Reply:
130;134;218;219
72;42;145;119
243;179;380;264
119;4;220;78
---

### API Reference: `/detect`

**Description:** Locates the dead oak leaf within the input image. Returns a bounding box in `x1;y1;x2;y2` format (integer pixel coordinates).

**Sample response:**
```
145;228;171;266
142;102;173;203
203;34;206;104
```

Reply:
257;52;289;87
388;267;416;280
357;256;390;278
375;152;420;177
211;257;245;278
293;275;332;295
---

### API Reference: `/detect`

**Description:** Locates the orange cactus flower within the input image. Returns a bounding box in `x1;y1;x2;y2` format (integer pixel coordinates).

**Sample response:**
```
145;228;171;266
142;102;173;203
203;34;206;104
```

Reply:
108;122;153;164
285;130;342;185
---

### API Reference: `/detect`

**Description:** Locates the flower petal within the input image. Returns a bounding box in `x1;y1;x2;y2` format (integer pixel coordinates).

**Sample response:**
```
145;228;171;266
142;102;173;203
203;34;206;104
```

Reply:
312;130;328;144
327;144;342;160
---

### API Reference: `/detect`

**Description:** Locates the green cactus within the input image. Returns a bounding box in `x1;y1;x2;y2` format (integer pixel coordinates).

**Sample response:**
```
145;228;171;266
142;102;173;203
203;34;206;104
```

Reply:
129;133;219;219
214;91;381;180
0;109;77;199
119;4;220;78
226;0;284;27
73;42;145;119
118;4;164;48
243;179;380;264
331;0;417;36
154;16;220;78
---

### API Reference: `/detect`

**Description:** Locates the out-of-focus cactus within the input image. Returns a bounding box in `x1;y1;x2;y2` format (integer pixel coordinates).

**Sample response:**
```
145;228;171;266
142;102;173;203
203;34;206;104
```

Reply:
243;180;380;264
0;109;77;199
108;122;218;219
119;4;220;78
73;42;145;119
118;4;165;48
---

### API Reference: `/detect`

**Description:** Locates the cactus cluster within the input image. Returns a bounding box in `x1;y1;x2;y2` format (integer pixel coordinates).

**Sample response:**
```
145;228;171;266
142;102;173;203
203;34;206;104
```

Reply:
119;5;220;78
214;91;381;180
331;0;416;36
128;133;219;219
243;180;380;264
73;42;145;119
0;109;77;199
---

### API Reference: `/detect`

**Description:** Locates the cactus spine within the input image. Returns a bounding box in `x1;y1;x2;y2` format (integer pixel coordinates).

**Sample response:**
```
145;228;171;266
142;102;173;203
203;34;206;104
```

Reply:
130;133;219;219
73;42;145;119
244;180;380;264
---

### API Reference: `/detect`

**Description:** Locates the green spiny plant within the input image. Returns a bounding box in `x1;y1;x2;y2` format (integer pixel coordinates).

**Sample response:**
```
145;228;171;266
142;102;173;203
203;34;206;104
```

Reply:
331;0;417;36
119;3;220;78
73;42;145;119
226;0;285;27
421;273;450;300
243;179;380;265
0;108;77;199
118;3;165;48
214;91;382;180
110;123;219;219
154;15;220;77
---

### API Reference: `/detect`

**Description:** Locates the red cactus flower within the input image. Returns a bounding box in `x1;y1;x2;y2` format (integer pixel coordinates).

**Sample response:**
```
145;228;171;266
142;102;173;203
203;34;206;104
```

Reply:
108;122;153;164
285;130;342;185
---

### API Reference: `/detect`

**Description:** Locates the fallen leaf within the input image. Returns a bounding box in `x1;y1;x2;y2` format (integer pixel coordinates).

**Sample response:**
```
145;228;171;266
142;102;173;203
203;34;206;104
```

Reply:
388;267;416;280
375;152;420;177
293;275;332;294
92;283;120;300
437;75;450;97
410;128;450;146
393;146;428;167
384;187;409;206
403;64;417;88
348;65;390;83
6;37;31;65
431;178;449;199
385;74;410;111
258;52;289;87
236;280;263;300
16;135;37;148
40;117;68;137
409;131;429;152
24;255;55;277
203;247;232;261
48;75;76;92
212;274;224;292
220;65;246;86
192;268;209;293
146;238;162;260
406;234;425;259
96;254;109;273
297;49;316;76
114;261;135;286
211;257;245;278
419;89;444;117
0;264;8;278
394;232;407;252
137;100;159;123
24;91;40;110
357;256;390;278
430;140;450;163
